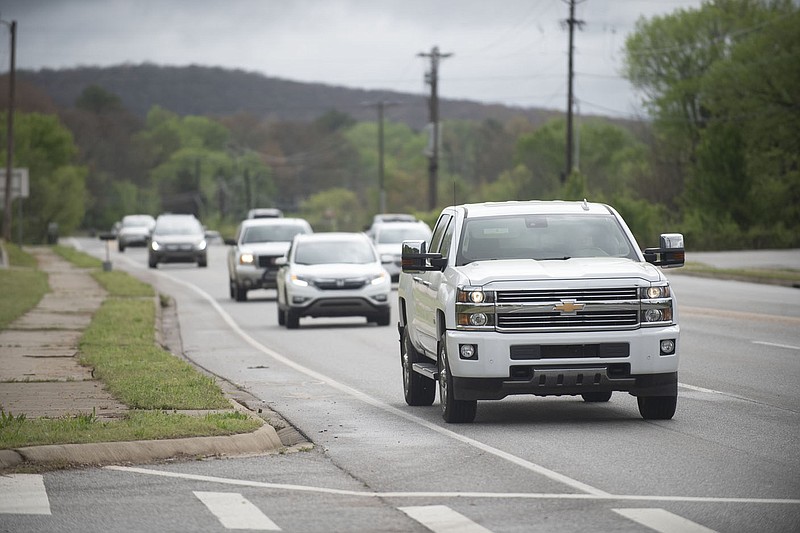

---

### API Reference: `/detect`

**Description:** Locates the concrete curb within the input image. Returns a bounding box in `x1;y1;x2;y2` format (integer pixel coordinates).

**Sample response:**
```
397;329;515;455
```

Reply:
0;424;285;470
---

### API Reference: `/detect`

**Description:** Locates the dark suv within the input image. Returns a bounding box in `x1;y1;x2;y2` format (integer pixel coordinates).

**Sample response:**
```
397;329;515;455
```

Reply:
148;214;208;268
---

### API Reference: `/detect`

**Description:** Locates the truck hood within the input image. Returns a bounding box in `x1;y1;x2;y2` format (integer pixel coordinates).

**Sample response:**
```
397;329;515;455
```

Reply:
240;242;291;256
460;257;665;286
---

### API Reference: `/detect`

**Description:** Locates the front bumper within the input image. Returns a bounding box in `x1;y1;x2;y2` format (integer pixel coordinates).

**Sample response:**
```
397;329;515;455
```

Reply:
286;283;391;319
444;326;679;400
232;265;280;290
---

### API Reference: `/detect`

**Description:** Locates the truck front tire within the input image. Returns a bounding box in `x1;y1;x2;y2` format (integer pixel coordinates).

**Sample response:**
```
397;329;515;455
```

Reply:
637;395;677;420
438;334;477;423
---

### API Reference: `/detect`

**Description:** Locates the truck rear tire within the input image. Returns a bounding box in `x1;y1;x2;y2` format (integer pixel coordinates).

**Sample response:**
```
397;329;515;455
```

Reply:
438;334;477;423
637;395;677;420
402;330;435;406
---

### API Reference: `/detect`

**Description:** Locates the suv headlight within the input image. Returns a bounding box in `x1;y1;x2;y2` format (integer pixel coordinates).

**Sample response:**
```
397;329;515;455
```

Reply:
291;274;310;287
370;272;388;285
456;286;495;329
640;283;674;326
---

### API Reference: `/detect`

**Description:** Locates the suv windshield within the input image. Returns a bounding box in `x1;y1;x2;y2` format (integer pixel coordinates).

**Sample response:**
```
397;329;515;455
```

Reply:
457;214;637;265
242;224;307;244
153;217;203;236
376;226;431;244
295;240;376;265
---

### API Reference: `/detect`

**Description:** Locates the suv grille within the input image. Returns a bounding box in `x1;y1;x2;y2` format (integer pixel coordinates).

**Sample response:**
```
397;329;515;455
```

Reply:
496;287;639;331
313;279;367;290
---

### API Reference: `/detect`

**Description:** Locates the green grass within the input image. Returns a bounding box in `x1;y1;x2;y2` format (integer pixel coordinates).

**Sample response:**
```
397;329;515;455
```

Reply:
52;244;103;268
93;270;155;297
682;261;800;286
0;244;49;329
0;243;265;452
0;410;261;449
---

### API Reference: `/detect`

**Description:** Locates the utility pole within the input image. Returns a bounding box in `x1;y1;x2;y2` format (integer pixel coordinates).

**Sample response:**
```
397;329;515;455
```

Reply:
418;46;452;210
2;19;16;242
363;100;400;214
563;0;584;182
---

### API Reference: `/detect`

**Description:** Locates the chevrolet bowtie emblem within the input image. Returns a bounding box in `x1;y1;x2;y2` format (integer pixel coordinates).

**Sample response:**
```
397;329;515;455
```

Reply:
554;300;585;313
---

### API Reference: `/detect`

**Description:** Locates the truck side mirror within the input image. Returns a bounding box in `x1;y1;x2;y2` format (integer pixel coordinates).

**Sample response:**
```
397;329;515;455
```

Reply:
401;240;444;272
644;233;685;268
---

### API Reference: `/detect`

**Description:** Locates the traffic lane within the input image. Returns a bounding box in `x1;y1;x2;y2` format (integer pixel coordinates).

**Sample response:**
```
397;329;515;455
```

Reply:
669;273;800;320
679;311;800;411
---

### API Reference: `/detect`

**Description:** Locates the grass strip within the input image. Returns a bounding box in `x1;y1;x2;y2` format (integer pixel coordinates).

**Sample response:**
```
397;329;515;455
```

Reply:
80;298;231;410
682;262;800;285
0;411;260;449
0;244;49;329
0;244;263;451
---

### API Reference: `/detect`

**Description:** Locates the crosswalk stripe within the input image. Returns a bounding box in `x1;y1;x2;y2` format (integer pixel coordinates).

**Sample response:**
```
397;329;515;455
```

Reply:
194;491;281;531
400;505;493;533
613;508;718;533
0;474;51;515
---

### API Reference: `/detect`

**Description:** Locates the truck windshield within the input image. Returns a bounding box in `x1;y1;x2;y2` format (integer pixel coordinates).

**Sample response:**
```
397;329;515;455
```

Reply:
457;214;638;265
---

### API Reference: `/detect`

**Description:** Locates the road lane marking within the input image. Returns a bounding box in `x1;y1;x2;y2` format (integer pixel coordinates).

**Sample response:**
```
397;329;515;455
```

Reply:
194;491;281;530
106;466;800;506
400;505;493;533
752;340;800;351
613;508;717;533
0;474;51;515
157;272;611;497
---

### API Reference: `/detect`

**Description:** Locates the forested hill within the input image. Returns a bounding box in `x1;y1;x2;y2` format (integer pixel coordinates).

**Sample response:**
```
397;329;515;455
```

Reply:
19;64;559;128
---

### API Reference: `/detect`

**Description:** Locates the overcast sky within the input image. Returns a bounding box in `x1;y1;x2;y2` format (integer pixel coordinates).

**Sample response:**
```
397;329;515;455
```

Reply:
1;0;703;118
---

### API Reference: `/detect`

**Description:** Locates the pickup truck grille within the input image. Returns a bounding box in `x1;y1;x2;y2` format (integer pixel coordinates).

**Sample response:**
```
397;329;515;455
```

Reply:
495;287;640;331
498;310;639;329
497;287;637;303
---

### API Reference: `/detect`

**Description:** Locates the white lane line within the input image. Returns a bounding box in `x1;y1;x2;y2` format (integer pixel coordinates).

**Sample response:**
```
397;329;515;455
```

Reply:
752;340;800;351
194;491;281;531
613;508;717;533
0;474;51;515
158;272;610;497
106;466;800;505
400;505;493;533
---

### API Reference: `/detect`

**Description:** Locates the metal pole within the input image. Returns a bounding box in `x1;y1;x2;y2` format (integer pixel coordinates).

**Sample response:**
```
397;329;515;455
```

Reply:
2;20;16;242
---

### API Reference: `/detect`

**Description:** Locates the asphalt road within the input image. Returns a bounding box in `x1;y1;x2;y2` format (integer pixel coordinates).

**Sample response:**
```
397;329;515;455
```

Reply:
3;239;798;533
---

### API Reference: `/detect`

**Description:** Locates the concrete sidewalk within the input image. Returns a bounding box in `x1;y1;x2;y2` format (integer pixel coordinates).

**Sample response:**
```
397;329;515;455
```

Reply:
0;245;299;470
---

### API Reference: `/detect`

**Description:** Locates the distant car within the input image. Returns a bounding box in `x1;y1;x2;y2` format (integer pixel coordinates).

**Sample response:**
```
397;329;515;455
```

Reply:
365;213;417;239
276;232;391;329
148;214;208;268
247;208;284;219
372;221;433;282
117;214;155;252
226;218;313;301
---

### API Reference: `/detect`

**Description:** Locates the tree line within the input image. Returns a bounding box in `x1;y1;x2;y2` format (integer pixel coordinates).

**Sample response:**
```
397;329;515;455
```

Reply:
1;0;796;250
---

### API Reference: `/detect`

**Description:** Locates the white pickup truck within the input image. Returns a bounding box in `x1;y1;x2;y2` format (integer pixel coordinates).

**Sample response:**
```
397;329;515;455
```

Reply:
397;200;685;423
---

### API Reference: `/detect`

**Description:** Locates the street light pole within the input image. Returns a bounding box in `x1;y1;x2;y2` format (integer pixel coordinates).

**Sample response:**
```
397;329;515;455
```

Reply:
2;18;16;242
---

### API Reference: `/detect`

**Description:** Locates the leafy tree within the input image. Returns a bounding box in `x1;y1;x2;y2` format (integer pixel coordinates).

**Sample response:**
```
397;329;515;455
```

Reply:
299;187;362;232
0;112;86;242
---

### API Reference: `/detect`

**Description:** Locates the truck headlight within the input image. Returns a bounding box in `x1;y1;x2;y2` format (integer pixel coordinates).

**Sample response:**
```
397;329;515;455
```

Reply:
457;287;494;303
239;253;255;265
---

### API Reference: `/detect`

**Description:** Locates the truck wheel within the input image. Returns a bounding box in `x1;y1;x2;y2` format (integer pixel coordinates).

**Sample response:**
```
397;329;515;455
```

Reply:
234;285;248;302
582;391;612;402
376;309;391;327
286;309;300;329
402;329;435;406
637;395;677;420
438;334;477;423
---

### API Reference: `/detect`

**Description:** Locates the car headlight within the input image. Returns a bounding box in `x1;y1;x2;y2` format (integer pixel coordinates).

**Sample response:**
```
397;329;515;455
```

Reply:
239;253;255;265
150;240;161;251
456;286;495;329
370;272;388;285
196;239;207;251
640;283;674;326
291;274;309;287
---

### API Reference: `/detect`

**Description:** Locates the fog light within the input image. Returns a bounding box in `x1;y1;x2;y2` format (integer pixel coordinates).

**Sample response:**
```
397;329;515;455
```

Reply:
292;296;308;304
459;344;478;360
374;294;387;302
644;309;663;322
469;313;488;326
660;339;676;355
